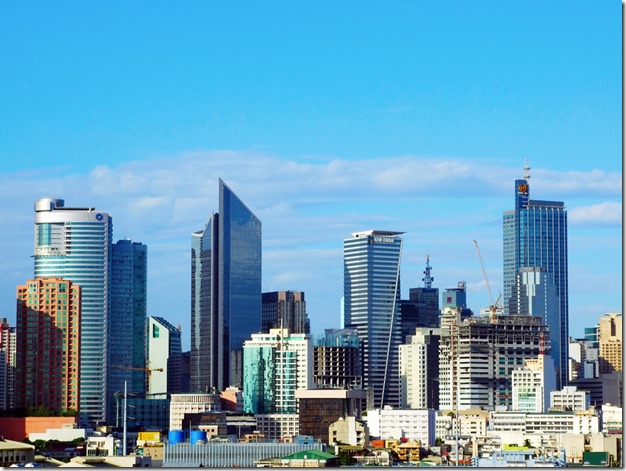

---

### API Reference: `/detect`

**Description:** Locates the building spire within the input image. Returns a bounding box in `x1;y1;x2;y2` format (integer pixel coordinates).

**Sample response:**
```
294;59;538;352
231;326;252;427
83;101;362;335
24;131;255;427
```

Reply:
524;158;531;180
422;255;434;289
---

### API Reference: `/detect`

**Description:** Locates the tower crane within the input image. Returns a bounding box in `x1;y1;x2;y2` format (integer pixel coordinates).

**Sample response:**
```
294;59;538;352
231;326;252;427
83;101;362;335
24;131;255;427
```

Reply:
473;240;502;322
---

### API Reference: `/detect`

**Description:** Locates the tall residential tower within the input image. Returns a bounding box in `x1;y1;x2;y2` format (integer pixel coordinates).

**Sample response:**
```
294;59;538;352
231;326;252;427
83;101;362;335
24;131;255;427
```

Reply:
191;179;262;393
344;230;403;408
34;198;112;425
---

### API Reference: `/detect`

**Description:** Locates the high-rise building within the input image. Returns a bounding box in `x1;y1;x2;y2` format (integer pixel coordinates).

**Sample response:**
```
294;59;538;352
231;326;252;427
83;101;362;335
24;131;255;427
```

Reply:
147;316;182;395
439;308;550;411
314;328;362;389
508;267;561;385
108;239;147;425
400;257;440;341
568;337;599;381
511;354;556;413
344;230;403;408
0;318;16;411
598;313;622;375
262;291;309;334
242;328;312;415
191;179;262;393
503;163;568;385
34;198;112;425
15;278;81;412
399;327;440;410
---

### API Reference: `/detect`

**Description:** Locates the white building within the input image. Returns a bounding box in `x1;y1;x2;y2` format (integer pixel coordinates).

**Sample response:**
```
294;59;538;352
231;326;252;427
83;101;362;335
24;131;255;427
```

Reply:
364;407;436;446
29;424;87;442
34;197;112;425
435;409;489;441
169;393;222;431
550;386;590;412
399;328;440;409
512;354;556;412
490;410;600;436
601;403;622;434
147;316;182;395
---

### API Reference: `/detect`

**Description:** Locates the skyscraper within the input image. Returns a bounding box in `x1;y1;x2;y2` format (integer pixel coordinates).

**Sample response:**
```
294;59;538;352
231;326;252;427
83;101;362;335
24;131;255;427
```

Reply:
0;318;16;411
107;239;147;425
34;198;112;425
191;179;262;393
400;256;440;341
15;278;81;412
503;163;568;385
262;291;309;334
344;230;403;408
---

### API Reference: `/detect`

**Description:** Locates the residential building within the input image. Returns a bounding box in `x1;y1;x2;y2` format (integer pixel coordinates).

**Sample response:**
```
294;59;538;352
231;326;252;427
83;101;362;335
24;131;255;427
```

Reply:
255;413;300;440
439;308;549;411
598;313;622;374
503;163;569;387
329;416;369;447
296;388;366;444
489;409;600;436
550;386;590;412
108;239;147;425
313;328;362;389
400;256;440;341
147;316;182;395
399;327;440;409
511;354;556;413
600;404;622;434
33;197;112;425
15;278;81;412
262;291;309;334
343;230;403;408
242;329;311;415
0;318;16;410
191;179;262;393
365;407;436;446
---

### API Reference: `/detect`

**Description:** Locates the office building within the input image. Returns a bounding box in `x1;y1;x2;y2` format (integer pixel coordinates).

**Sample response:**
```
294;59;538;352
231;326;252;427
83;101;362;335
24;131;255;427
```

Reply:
169;393;222;431
34;197;112;425
503;163;568;386
439;308;549;411
296;388;367;444
442;281;473;319
191;179;262;393
108;239;147;425
568;337;599;381
242;329;312;415
598;313;622;375
550;386;590;412
147;316;182;395
0;318;16;411
262;291;309;334
365;408;436;445
400;256;440;341
313;328;362;389
15;278;81;412
511;354;555;413
508;267;561;384
399;327;440;410
344;230;403;408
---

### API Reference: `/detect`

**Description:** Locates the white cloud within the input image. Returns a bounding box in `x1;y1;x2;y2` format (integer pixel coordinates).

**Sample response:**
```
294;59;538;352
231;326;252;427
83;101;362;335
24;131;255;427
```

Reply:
568;202;622;225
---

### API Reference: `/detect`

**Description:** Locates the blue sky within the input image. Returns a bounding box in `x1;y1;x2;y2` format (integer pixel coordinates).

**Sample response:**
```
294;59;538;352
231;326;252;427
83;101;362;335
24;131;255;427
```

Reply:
0;1;621;348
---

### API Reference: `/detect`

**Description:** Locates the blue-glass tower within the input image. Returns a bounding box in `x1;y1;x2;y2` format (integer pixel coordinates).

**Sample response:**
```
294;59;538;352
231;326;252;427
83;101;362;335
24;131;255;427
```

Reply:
191;179;262;393
503;165;568;386
107;239;147;425
34;198;112;425
344;230;403;408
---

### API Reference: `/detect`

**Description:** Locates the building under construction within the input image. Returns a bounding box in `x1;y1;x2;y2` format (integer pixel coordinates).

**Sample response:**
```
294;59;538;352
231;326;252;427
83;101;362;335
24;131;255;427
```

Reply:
439;308;550;412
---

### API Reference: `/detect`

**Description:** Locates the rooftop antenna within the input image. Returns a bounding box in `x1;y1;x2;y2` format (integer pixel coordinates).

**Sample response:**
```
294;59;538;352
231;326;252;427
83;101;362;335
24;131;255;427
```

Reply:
524;158;531;180
422;255;434;289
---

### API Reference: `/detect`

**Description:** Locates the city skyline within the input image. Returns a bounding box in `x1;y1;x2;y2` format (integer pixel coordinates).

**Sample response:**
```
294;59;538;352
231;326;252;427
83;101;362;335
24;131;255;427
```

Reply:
0;1;620;349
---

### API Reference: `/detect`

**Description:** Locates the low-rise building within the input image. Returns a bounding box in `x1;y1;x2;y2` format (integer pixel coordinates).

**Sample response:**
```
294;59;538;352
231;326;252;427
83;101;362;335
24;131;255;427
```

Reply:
169;393;222;431
365;407;436;446
550;385;590;412
328;416;368;447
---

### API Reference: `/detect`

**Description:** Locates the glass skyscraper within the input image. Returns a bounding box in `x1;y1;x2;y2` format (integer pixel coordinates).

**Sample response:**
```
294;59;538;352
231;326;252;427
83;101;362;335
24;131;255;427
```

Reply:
107;239;147;425
34;197;112;425
191;179;262;393
343;230;403;408
503;169;568;387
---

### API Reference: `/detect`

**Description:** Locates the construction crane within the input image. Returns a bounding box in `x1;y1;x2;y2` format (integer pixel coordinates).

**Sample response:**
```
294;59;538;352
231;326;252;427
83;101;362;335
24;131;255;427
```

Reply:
473;240;502;322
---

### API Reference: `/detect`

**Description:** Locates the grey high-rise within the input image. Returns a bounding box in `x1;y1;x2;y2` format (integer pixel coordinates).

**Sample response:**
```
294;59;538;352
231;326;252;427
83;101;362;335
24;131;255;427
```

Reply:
191;179;262;393
344;230;403;408
503;164;568;387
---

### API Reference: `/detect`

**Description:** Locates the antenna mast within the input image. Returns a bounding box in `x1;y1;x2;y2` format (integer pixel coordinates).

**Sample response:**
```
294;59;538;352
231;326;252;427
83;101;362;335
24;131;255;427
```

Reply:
422;255;434;289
